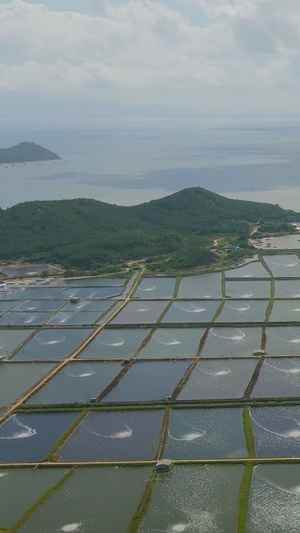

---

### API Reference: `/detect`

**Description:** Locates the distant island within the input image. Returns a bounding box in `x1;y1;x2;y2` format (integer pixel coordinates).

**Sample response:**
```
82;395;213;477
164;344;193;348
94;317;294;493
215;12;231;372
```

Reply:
0;142;60;164
0;187;298;274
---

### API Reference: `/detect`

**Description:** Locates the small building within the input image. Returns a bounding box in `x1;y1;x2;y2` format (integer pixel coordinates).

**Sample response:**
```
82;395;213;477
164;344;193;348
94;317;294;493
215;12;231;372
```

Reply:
156;459;172;472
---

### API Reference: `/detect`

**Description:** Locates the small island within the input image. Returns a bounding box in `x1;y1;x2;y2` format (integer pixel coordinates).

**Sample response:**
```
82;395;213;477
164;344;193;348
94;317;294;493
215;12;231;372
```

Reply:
0;142;60;164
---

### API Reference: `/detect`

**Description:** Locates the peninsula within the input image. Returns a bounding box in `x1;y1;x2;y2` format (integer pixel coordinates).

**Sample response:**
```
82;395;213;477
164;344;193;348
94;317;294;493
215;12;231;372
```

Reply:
0;142;60;164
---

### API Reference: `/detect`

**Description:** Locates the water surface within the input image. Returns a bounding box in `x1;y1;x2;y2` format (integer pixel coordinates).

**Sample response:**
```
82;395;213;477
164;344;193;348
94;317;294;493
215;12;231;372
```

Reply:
134;277;176;299
138;328;204;358
216;300;267;323
177;273;222;299
162;300;221;323
225;280;270;298
202;327;262;356
79;328;150;359
0;362;55;405
250;405;300;457
13;328;94;360
263;255;300;277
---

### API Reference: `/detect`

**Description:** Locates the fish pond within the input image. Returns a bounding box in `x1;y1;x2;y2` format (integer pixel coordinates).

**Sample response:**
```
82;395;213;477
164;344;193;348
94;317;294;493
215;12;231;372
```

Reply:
13;328;94;360
225;261;270;278
58;410;164;461
201;327;262;356
177;273;222;299
162;300;221;324
164;407;247;459
0;329;34;357
216;300;268;323
269;300;300;322
0;362;55;406
250;405;300;457
251;358;300;398
137;327;205;359
274;280;300;298
263;255;300;277
177;359;257;400
78;328;150;359
265;327;300;355
225;280;271;298
111;300;169;325
141;464;244;533
133;276;176;299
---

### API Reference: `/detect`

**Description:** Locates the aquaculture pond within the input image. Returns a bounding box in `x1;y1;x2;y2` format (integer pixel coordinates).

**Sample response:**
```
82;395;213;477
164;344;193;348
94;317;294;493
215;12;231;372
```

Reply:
133;276;176;299
0;264;58;277
0;412;79;462
141;464;244;533
162;300;221;324
247;464;300;533
0;467;69;530
0;329;34;357
274;280;300;298
47;311;102;326
164;408;247;459
111;300;169;325
269;300;300;322
0;311;53;326
0;300;22;312
19;466;152;533
216;300;268;323
177;359;257;400
13;328;94;360
103;360;190;402
251;358;300;398
78;328;150;359
177;273;222;299
27;362;122;405
250;405;300;457
263;254;300;277
0;362;55;406
264;327;300;356
57;287;122;299
201;327;262;356
57;277;125;287
137;327;205;359
225;261;270;278
62;300;112;312
14;299;64;312
225;280;271;298
0;287;63;300
58;410;164;461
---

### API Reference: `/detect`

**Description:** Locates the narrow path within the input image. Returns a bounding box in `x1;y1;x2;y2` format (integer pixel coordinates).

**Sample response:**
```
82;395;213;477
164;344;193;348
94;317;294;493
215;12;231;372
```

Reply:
0;267;144;426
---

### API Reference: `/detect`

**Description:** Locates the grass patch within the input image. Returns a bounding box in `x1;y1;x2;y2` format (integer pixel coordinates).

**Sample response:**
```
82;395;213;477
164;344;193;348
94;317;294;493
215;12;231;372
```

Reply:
43;410;89;462
173;276;182;298
128;470;157;532
236;463;253;533
243;407;256;458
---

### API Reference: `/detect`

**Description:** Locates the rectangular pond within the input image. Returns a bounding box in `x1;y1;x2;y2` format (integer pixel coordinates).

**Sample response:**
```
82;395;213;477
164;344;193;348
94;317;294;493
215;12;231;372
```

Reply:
216;300;268;323
78;328;150;359
27;362;122;405
111;301;169;325
47;311;102;326
133;276;176;299
269;300;300;322
13;328;94;361
162;300;221;324
201;327;262;356
247;464;300;533
0;467;69;530
225;261;270;278
263;255;300;277
251;358;300;398
58;410;164;461
0;412;79;462
61;300;112;312
141;464;244;533
0;288;63;300
57;287;122;299
57;277;125;287
0;329;34;357
19;466;152;533
177;359;257;400
137;327;205;359
103;360;190;402
265;326;300;355
164;407;247;459
225;280;271;298
274;280;300;298
250;405;300;457
14;300;64;312
0;362;55;406
177;273;222;299
0;300;22;312
0;311;53;326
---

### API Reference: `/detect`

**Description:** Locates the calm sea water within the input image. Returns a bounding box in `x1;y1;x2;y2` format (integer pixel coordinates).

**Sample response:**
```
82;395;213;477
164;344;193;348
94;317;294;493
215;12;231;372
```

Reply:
2;116;300;210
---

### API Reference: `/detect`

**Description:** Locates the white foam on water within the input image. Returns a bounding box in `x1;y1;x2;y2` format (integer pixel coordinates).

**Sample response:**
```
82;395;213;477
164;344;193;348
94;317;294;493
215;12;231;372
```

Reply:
24;315;36;324
36;334;65;345
264;361;300;374
135;306;149;312
268;260;298;267
255;470;300;496
226;304;250;311
199;365;231;377
271;335;300;344
291;308;300;312
82;422;132;439
168;524;189;533
168;430;206;441
249;411;300;438
211;328;245;341
66;371;96;378
157;333;180;346
0;416;36;440
139;286;156;292
60;523;82;532
238;293;254;298
175;303;206;313
0;343;5;350
0;472;8;478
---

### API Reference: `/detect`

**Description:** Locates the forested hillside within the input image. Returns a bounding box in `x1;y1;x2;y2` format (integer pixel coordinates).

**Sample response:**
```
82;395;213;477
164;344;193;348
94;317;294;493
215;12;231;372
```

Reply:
0;142;60;164
0;188;297;269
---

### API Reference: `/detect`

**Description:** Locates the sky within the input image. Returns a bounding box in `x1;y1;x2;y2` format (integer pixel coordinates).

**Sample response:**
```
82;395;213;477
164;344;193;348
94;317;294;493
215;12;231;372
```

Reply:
1;0;300;119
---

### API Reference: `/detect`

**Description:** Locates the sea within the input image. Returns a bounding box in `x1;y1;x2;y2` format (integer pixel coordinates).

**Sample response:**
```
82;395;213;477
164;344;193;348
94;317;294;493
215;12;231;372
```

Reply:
1;115;300;211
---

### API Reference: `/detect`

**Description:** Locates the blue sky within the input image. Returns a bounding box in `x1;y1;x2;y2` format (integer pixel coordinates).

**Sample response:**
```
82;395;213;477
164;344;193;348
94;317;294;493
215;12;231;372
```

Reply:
0;0;300;118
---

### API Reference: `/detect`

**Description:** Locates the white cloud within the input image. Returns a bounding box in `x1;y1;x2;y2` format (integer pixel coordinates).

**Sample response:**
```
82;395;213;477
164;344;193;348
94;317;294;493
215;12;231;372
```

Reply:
1;0;300;112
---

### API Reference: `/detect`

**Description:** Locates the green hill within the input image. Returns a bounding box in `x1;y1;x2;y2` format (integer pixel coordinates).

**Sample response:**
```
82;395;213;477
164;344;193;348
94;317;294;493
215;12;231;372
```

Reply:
0;188;297;269
0;142;60;164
